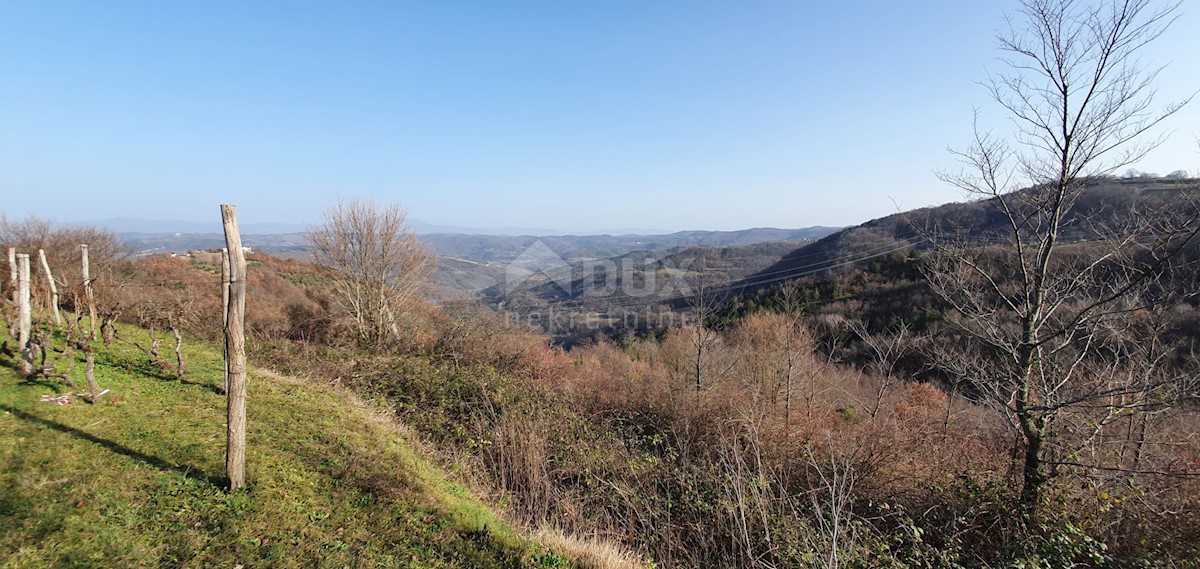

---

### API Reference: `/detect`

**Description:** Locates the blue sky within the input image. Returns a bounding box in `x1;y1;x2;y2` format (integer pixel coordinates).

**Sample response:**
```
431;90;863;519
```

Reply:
2;1;1197;233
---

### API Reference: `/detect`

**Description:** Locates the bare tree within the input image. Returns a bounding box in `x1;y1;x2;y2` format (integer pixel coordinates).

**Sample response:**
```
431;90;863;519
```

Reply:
730;291;815;431
684;267;729;392
848;319;913;420
307;198;433;346
929;0;1199;518
805;435;860;569
778;284;813;429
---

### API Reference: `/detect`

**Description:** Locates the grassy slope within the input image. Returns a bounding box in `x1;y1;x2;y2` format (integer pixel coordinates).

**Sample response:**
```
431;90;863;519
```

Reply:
0;325;568;568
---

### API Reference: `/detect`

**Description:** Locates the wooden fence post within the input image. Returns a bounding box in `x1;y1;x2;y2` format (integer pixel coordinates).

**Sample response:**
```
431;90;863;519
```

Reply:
221;205;249;492
221;247;230;394
16;254;33;376
37;249;62;326
7;247;15;307
81;244;97;339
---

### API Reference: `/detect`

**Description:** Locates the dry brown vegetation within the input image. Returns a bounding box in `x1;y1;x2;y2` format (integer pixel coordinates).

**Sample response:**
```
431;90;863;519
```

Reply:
6;212;1200;567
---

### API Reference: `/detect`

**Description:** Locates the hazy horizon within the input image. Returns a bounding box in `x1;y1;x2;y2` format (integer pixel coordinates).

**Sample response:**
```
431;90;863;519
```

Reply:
41;214;842;237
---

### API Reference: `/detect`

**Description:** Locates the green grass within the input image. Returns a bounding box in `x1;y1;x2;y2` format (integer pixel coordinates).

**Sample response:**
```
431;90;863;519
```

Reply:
0;324;570;568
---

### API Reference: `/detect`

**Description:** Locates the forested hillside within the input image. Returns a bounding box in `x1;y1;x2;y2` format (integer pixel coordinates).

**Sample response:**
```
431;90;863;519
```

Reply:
739;176;1199;293
5;178;1200;567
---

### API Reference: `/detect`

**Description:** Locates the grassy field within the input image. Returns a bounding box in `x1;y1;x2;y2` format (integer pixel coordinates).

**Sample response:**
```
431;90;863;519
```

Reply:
0;323;573;568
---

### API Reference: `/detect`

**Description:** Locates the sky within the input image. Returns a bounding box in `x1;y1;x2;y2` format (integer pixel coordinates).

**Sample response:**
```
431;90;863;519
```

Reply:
2;1;1197;234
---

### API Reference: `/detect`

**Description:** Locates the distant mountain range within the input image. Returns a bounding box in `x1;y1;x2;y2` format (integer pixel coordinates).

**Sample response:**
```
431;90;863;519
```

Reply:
118;232;311;255
423;227;840;267
80;217;668;237
427;228;840;298
482;239;812;309
109;224;844;300
411;221;672;236
474;176;1199;342
83;218;310;235
113;225;839;255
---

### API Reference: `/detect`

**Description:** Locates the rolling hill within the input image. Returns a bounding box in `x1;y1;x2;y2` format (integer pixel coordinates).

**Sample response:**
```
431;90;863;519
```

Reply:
732;176;1200;296
0;324;609;567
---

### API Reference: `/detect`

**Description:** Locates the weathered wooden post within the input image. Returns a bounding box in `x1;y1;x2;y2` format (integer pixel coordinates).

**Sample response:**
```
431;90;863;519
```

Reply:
5;248;15;339
221;205;249;491
81;244;97;339
6;247;15;307
37;249;62;326
221;247;231;394
16;254;33;376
